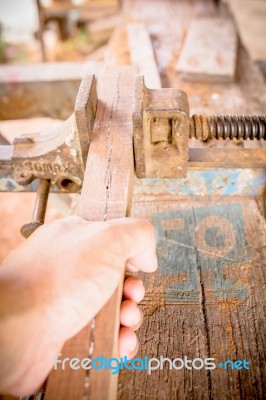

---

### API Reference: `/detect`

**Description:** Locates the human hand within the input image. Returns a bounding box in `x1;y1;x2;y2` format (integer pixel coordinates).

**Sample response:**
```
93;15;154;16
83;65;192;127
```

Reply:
0;216;157;396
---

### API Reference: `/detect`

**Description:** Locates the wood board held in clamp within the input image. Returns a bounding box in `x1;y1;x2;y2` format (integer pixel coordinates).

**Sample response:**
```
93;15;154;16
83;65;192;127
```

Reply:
44;65;136;400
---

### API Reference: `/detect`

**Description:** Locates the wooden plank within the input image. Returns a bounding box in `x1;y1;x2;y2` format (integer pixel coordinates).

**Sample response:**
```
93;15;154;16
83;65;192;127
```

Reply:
126;22;161;89
176;18;238;83
0;62;102;84
226;0;266;61
0;62;101;120
75;74;97;164
40;0;119;13
44;65;136;399
118;196;266;399
122;0;217;83
188;148;266;168
118;1;266;399
104;26;131;66
133;169;266;197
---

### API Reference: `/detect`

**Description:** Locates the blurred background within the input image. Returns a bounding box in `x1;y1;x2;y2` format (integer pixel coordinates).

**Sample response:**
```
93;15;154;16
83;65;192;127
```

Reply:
0;0;265;68
0;0;120;63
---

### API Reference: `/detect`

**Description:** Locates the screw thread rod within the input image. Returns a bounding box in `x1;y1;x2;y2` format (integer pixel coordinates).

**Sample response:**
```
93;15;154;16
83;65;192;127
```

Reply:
190;115;266;140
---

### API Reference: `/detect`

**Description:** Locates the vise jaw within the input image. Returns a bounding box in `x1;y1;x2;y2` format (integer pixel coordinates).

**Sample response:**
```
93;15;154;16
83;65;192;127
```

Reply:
133;75;190;178
12;75;97;192
5;73;265;194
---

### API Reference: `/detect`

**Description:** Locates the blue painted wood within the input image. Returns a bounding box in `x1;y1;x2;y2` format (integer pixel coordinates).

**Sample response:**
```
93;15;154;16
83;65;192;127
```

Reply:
134;168;266;197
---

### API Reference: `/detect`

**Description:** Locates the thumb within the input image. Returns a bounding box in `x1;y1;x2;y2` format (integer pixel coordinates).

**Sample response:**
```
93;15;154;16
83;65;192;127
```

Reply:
106;217;158;273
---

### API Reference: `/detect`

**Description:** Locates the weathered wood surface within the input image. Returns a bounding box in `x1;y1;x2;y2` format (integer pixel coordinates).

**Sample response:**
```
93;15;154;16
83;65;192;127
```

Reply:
74;74;97;164
126;22;161;88
104;26;131;65
0;62;101;120
45;65;136;400
188;148;266;168
1;1;265;399
118;195;266;399
122;0;218;85
176;18;238;82
133;168;266;197
117;1;266;399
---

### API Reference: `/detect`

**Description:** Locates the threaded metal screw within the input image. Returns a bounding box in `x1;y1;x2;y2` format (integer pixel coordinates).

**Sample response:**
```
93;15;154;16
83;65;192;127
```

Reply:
190;115;266;141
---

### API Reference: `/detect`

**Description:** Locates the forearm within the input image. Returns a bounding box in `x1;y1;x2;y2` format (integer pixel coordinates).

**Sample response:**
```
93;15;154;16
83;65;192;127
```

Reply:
0;260;53;395
0;216;157;396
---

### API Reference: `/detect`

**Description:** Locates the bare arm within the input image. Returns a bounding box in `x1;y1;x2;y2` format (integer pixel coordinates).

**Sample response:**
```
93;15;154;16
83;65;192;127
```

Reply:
0;216;157;396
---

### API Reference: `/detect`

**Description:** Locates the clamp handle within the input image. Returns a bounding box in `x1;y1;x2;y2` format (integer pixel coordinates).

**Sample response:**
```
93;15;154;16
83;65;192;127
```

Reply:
20;179;50;238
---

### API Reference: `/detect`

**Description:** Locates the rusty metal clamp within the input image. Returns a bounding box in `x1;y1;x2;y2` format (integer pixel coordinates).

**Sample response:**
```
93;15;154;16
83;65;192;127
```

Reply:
133;75;266;178
0;74;97;237
12;74;97;192
0;73;265;237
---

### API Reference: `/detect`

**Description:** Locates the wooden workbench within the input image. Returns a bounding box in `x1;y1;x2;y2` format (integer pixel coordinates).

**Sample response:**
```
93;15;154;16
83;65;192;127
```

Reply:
113;0;266;399
0;1;265;399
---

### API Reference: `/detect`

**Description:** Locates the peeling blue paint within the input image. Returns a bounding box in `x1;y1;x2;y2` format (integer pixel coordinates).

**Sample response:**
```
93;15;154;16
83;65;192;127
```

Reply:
152;203;249;302
134;168;265;197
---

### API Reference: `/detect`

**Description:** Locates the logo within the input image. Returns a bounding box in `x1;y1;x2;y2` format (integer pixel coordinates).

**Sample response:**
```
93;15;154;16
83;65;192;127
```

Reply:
54;354;249;375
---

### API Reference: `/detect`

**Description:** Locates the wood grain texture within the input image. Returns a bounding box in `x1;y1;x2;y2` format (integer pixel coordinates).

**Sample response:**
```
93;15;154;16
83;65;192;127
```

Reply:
126;22;161;89
104;26;131;66
188;148;266;168
122;0;217;84
0;62;101;120
176;18;237;82
74;74;97;164
76;66;135;220
118;196;266;400
118;1;266;399
45;65;136;400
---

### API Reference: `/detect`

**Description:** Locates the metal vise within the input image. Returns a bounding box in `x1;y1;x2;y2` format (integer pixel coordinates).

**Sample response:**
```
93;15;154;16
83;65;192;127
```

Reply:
0;73;265;237
12;75;97;192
